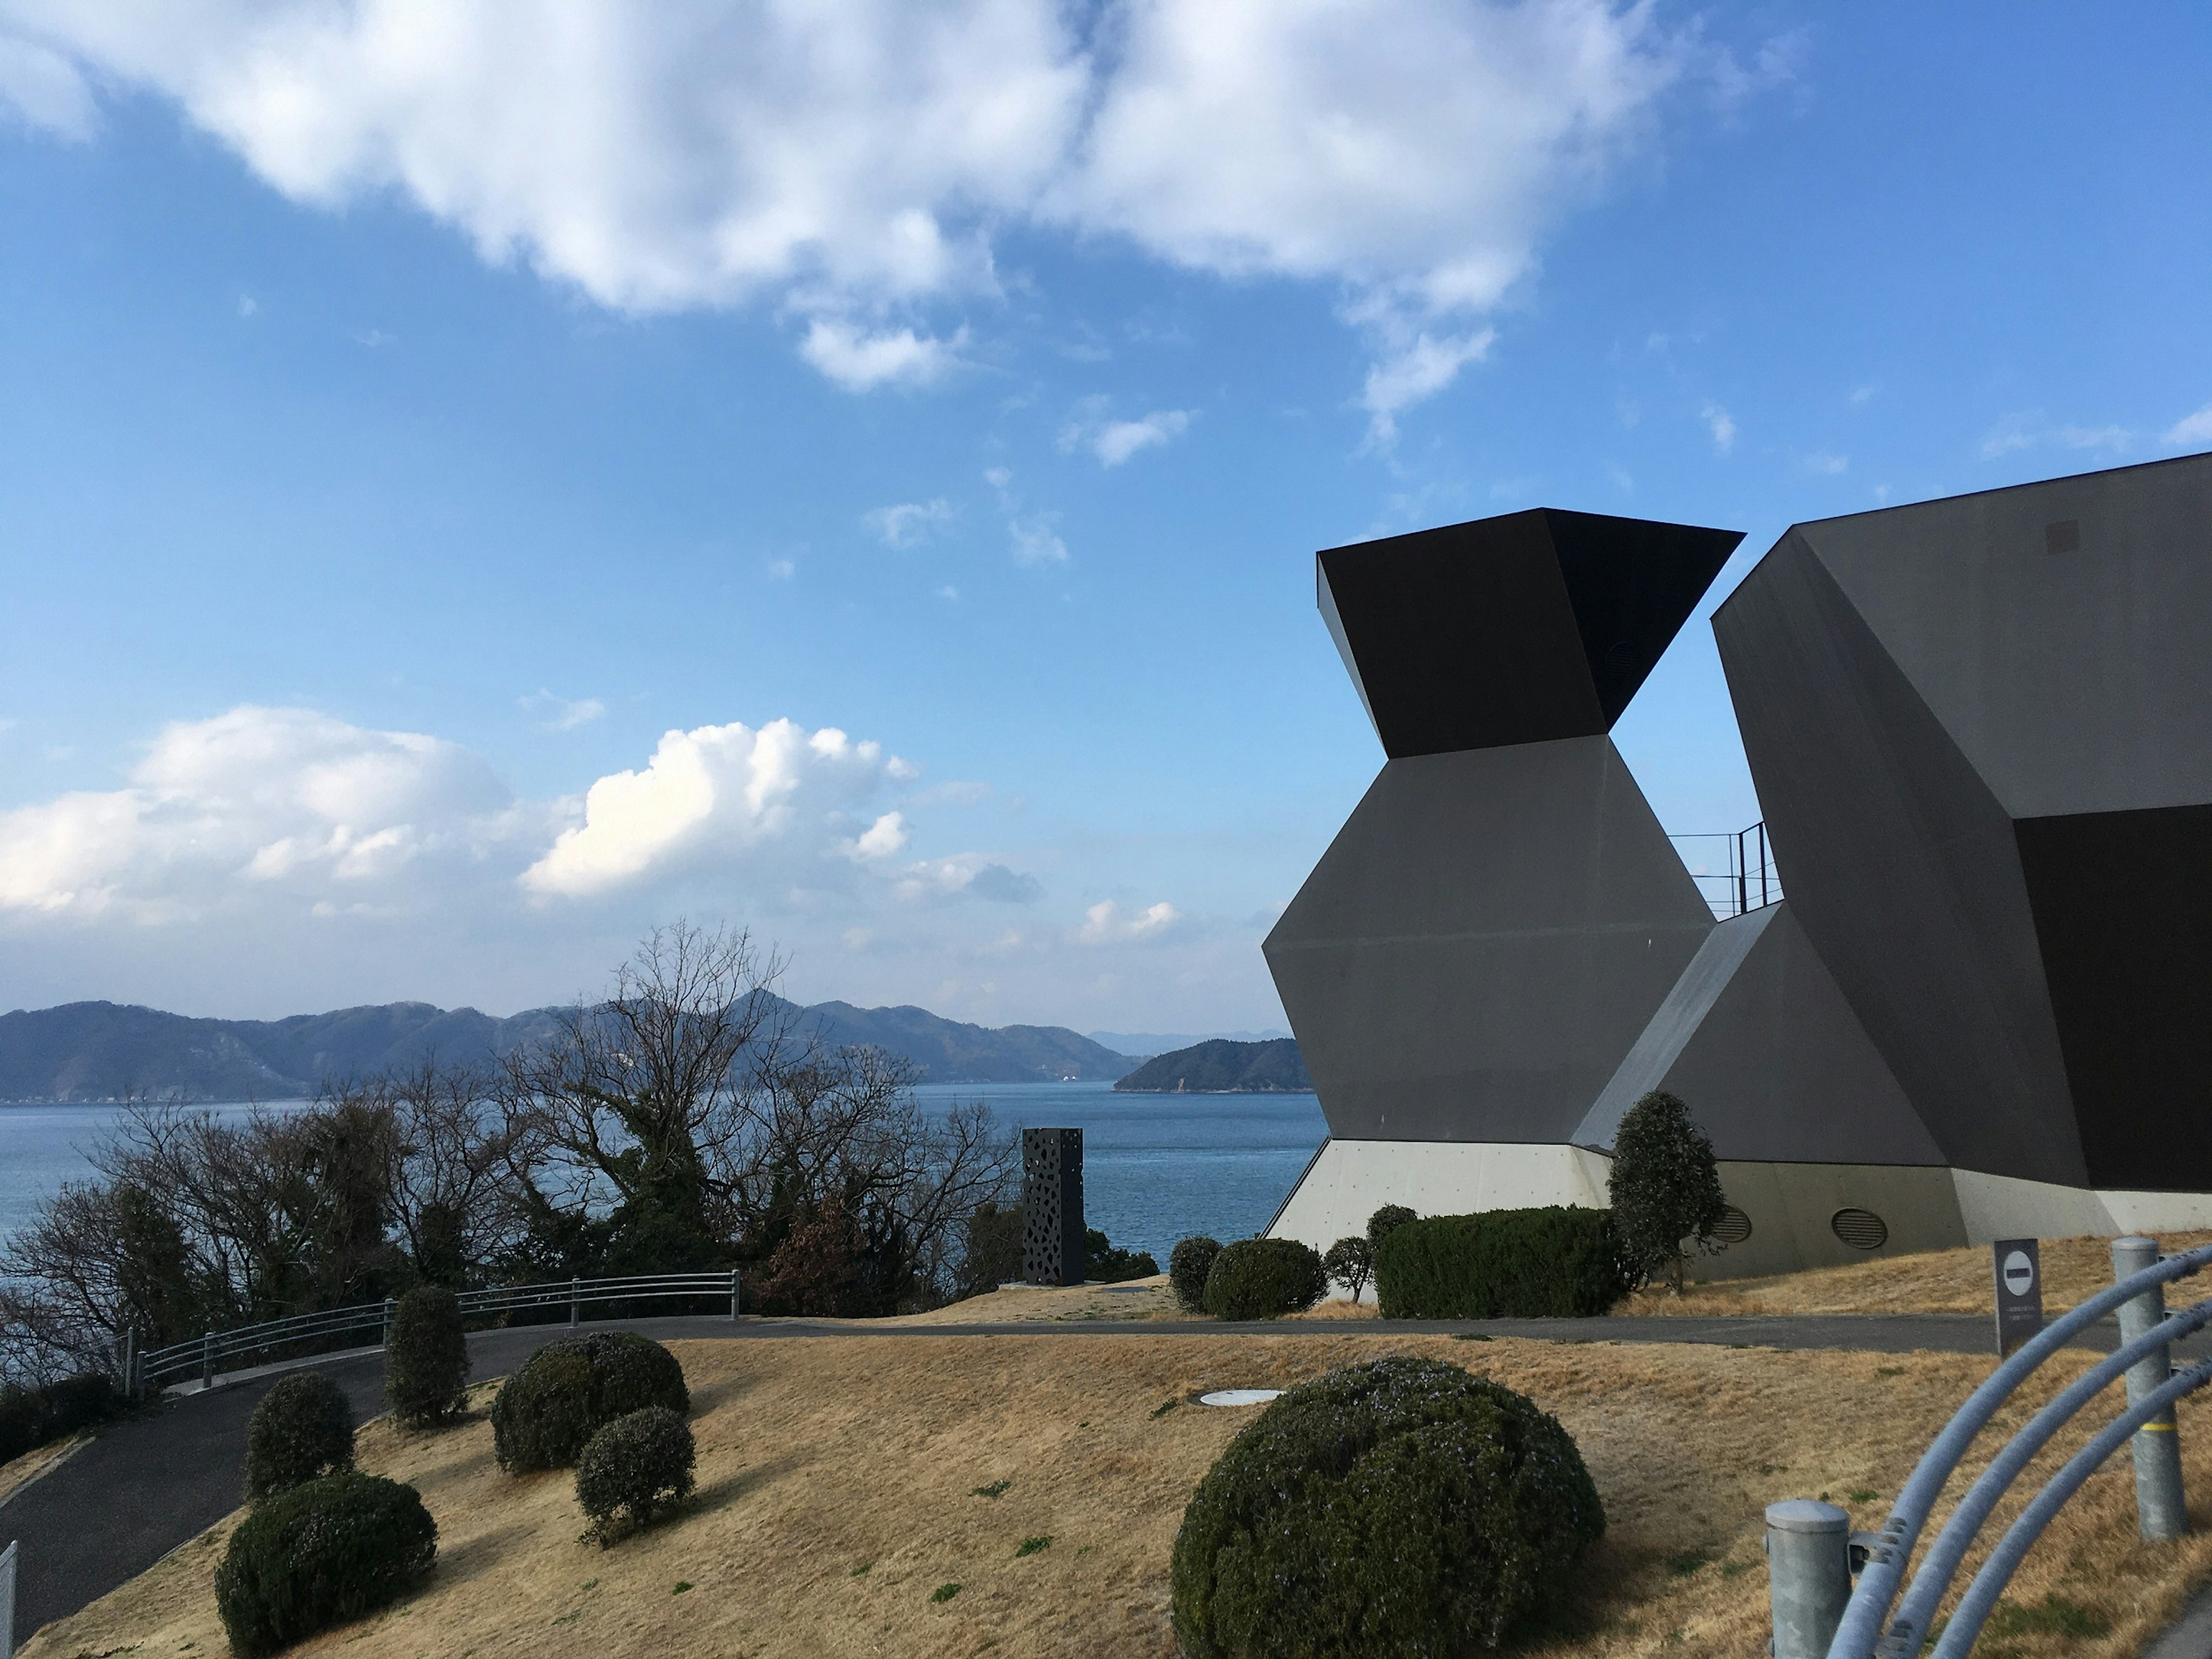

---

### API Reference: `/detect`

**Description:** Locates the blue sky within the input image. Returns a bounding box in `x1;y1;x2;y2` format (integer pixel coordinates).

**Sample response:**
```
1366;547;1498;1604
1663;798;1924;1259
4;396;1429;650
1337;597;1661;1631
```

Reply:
1;2;2207;1029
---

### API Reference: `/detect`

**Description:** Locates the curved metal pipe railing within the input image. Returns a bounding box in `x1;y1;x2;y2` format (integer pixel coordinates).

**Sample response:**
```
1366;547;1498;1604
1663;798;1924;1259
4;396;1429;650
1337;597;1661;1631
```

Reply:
1884;1292;2212;1645
1926;1357;2212;1657
1826;1240;2212;1659
135;1268;741;1390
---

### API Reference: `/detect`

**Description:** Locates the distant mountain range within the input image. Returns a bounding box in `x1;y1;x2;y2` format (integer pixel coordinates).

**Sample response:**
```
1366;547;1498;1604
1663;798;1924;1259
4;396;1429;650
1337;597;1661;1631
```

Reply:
1112;1037;1310;1094
0;997;1138;1102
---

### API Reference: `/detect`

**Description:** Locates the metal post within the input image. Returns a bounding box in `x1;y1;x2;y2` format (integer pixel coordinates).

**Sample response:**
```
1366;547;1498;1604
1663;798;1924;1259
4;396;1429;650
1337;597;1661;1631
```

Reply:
729;1268;740;1321
2114;1236;2188;1539
120;1328;135;1403
1758;821;1771;908
2;1536;18;1659
381;1298;395;1346
1767;1499;1850;1658
569;1275;581;1328
201;1329;215;1391
1736;827;1748;916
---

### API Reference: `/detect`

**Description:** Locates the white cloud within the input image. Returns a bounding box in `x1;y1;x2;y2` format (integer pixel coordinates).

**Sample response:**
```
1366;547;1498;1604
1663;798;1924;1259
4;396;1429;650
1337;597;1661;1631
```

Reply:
2057;423;2129;453
1803;452;1847;475
766;556;796;580
798;320;965;391
1009;514;1067;566
1060;406;1194;466
1701;401;1736;455
894;854;1041;905
983;466;1068;565
522;718;908;899
8;1;1690;415
1356;329;1496;446
1980;411;2131;460
0;706;516;921
0;31;94;138
521;691;605;731
2166;402;2212;447
1078;899;1183;945
863;498;955;548
0;704;1287;1029
849;810;911;862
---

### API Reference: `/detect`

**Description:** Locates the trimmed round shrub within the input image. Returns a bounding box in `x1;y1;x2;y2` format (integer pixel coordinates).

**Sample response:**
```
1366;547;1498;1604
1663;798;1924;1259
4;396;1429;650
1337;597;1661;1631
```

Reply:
215;1472;437;1658
491;1351;599;1472
384;1286;471;1427
1202;1238;1328;1320
1366;1204;1417;1248
582;1331;690;1419
1171;1356;1604;1659
490;1332;688;1472
1169;1236;1223;1312
243;1370;354;1502
575;1406;696;1545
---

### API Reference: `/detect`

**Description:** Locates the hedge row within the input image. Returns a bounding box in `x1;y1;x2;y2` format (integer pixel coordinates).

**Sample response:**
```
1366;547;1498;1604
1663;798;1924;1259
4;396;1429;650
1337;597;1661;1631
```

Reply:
1373;1207;1630;1319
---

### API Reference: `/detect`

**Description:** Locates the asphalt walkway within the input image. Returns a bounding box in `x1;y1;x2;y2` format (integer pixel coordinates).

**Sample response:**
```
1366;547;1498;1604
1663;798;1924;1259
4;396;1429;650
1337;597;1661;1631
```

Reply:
1;1308;2189;1647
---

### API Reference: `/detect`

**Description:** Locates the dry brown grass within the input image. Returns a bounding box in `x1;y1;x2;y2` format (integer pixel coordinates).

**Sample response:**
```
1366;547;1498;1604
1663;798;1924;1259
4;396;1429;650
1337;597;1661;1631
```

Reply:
0;1430;84;1505
1619;1230;2212;1319
29;1332;2212;1659
881;1274;1184;1324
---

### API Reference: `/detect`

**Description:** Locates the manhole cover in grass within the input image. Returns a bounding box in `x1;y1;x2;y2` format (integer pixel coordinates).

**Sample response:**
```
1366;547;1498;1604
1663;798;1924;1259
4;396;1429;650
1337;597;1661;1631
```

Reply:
1199;1389;1283;1407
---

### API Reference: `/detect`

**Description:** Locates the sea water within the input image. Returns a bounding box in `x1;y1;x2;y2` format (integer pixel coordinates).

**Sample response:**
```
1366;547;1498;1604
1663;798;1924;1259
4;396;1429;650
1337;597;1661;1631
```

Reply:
0;1084;1326;1266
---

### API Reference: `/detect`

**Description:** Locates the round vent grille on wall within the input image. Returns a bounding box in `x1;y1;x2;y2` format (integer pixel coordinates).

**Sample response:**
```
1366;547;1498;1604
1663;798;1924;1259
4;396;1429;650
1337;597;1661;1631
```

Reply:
1831;1208;1889;1251
1712;1206;1753;1246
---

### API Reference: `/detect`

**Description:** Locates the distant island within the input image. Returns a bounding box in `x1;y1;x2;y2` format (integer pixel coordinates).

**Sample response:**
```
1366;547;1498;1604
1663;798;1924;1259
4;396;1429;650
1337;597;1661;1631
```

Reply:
1113;1036;1310;1093
0;997;1137;1102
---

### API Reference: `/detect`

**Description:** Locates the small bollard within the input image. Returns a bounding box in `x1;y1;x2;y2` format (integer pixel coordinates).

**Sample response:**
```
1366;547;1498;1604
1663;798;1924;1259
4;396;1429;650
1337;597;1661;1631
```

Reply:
569;1275;581;1328
2113;1236;2188;1539
1767;1499;1851;1658
729;1268;741;1322
201;1329;215;1391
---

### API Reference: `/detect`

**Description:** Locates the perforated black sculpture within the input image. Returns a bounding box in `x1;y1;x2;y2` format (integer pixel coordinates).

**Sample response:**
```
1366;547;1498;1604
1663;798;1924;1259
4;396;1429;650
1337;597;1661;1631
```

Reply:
1022;1127;1085;1287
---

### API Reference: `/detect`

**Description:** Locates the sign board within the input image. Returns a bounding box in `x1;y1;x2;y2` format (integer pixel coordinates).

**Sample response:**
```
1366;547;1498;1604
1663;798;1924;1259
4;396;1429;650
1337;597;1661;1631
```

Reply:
1992;1238;2043;1357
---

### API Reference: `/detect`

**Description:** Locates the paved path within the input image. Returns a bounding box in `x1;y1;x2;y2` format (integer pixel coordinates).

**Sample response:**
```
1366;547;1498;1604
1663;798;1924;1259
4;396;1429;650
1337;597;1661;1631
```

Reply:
2;1308;2189;1647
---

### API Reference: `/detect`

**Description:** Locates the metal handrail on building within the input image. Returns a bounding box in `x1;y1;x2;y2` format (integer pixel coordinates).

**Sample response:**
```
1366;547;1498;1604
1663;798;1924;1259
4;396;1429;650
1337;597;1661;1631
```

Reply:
1669;820;1781;919
1766;1237;2212;1658
132;1269;741;1393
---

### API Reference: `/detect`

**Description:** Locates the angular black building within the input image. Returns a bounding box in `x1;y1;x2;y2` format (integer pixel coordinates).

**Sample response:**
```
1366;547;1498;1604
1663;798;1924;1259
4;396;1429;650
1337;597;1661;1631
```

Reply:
1266;457;2212;1277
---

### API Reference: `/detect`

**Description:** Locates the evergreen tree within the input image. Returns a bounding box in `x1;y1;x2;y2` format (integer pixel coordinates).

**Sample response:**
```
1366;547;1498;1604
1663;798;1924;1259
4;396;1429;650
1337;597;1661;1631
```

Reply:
1607;1091;1728;1293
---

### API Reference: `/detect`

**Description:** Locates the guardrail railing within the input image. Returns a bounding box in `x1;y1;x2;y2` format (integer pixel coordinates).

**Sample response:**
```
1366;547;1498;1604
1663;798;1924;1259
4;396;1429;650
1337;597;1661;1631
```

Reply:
131;1269;741;1393
1763;1235;2212;1658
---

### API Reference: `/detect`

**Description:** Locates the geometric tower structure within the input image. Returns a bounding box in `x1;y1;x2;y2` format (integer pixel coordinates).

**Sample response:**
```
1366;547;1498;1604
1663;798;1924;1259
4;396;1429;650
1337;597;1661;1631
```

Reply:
1264;459;2212;1280
1264;509;1744;1250
1711;452;2212;1219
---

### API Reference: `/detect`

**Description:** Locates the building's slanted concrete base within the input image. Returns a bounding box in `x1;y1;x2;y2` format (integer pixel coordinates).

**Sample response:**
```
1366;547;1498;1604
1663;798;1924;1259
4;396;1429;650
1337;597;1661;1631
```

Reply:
1268;1138;2212;1282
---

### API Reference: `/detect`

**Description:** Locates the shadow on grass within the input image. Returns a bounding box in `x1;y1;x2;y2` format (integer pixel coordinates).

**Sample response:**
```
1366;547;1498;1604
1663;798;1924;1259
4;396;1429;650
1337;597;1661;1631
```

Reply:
433;1519;534;1586
693;1447;812;1512
1520;1536;1696;1653
687;1371;763;1416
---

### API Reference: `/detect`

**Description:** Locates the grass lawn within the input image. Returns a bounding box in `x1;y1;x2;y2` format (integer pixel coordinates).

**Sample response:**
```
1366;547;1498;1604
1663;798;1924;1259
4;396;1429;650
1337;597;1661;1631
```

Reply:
1617;1229;2212;1318
28;1330;2212;1659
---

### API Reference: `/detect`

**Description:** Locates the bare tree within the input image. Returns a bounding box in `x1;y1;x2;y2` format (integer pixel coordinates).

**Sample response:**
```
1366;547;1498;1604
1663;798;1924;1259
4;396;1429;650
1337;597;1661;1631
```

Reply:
314;1060;538;1285
497;922;796;1252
